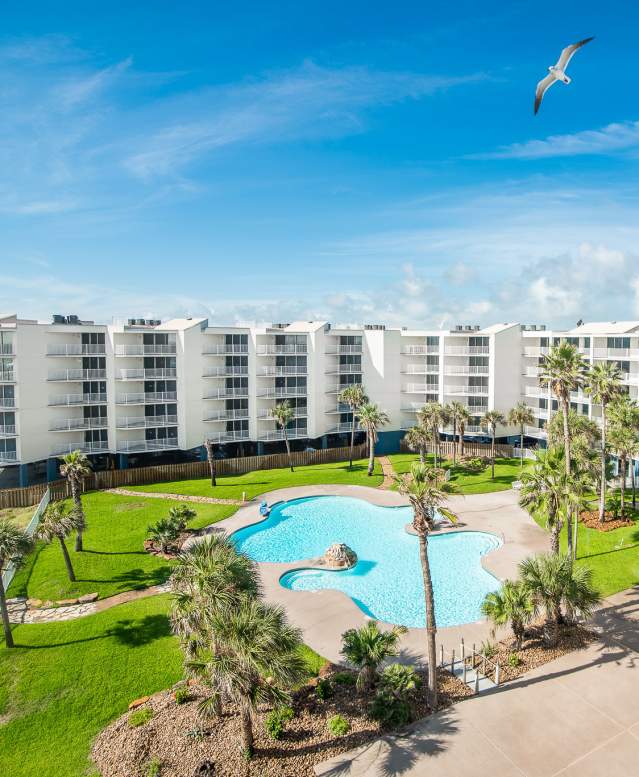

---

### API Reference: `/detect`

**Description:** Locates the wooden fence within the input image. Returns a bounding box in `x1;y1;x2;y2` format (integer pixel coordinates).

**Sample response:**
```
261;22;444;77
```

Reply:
400;439;514;459
0;443;368;509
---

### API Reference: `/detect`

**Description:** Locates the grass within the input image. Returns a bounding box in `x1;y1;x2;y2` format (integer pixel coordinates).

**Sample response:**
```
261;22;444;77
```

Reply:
8;492;237;602
127;458;384;500
387;454;530;494
0;505;36;529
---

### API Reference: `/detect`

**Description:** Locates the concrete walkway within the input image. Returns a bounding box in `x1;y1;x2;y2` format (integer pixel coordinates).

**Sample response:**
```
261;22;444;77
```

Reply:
105;487;243;505
316;588;639;776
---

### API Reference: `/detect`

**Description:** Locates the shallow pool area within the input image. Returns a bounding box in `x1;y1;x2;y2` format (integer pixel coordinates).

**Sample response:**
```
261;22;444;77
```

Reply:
231;496;502;628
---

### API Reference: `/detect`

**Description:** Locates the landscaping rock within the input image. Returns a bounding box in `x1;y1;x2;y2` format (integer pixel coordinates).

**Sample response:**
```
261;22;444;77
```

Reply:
27;598;43;609
58;598;79;606
321;543;357;569
128;696;150;710
193;762;215;777
78;592;99;604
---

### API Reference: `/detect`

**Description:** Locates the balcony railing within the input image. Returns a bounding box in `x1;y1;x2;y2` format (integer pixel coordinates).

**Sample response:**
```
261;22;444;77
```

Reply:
257;387;307;398
203;388;249;400
258;366;307;376
325;403;351;414
593;347;639;359
0;371;15;383
115;391;177;404
445;365;489;376
116;415;178;429
523;347;549;358
531;407;549;420
444;385;489;395
525;424;547;437
256;344;307;355
48;369;107;382
402;384;439;394
524;366;542;377
47;344;106;356
50;441;109;456
0;344;15;356
205;430;251;444
0;425;17;437
325;364;363;375
116;439;179;453
325;345;363;355
204;409;251;422
203;366;249;377
49;393;107;406
0;450;18;463
258;428;308;442
49;418;108;432
258;407;307;419
115;344;177;356
401;403;424;412
202;344;249;355
116;368;176;380
444;346;490;356
525;386;547;398
0;397;16;409
403;364;440;375
401;345;439;355
327;422;356;434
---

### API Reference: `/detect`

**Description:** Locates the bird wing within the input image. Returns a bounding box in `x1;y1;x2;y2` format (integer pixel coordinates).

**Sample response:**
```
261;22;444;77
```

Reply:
534;73;557;114
556;37;594;70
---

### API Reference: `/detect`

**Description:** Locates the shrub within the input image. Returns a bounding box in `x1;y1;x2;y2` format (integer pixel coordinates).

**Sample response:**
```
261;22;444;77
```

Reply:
369;663;421;728
315;677;333;700
168;504;196;532
129;707;153;727
369;693;411;728
327;714;350;736
185;727;206;741
174;686;191;705
264;706;295;740
508;652;522;668
461;457;485;474
479;640;497;659
332;671;357;686
147;517;180;552
146;758;162;777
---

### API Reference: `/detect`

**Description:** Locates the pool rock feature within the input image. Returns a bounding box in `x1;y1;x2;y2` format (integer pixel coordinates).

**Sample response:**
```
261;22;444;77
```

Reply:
321;543;357;569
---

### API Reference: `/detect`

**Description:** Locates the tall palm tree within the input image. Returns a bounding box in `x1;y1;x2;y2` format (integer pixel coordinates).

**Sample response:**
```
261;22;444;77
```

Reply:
395;462;458;708
480;410;506;479
36;504;83;582
519;448;569;554
608;395;639;519
508;402;535;468
203;438;217;487
0;519;33;648
446;401;468;465
481;579;533;650
417;402;448;468
403;424;430;463
584;362;623;522
269;400;296;472
340;621;407;691
539;343;587;559
338;384;367;468
357;402;389;476
59;450;91;552
187;598;306;757
455;403;472;461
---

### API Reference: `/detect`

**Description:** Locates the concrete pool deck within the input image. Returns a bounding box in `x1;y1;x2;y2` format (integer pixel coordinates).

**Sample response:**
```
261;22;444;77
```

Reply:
211;484;549;664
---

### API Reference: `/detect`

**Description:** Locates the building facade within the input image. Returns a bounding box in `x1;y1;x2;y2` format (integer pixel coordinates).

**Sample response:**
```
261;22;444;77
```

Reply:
1;312;638;487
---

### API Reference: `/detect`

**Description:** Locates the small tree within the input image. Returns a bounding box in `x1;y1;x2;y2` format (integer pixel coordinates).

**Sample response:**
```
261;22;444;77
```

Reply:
456;404;472;460
269;401;296;472
508;402;535;469
59;450;91;552
203;438;217;487
0;519;33;648
356;402;389;476
481;579;534;649
608;395;639;519
403;424;430;464
519;448;570;554
338;384;367;468
340;621;407;692
480;410;506;479
446;401;468;465
36;504;83;582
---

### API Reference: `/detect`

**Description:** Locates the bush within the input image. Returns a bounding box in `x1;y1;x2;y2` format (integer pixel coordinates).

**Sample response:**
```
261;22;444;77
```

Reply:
479;640;497;659
315;677;333;700
327;714;350;736
508;652;522;668
174;686;191;705
146;758;162;777
185;727;205;741
369;694;412;728
264;706;295;740
461;457;485;474
332;671;357;686
129;707;153;727
147;517;181;552
168;504;196;532
369;664;421;728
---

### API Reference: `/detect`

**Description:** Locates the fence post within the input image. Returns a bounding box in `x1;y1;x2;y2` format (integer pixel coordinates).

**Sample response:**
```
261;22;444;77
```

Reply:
439;644;444;668
474;671;480;694
463;658;467;684
495;662;500;686
460;637;465;661
451;648;456;675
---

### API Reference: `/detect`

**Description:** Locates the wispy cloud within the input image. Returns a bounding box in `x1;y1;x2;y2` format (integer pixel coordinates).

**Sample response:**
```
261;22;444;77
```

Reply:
469;120;639;160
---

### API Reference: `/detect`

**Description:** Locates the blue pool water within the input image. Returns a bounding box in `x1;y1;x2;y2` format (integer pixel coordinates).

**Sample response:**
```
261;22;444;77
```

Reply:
231;496;502;628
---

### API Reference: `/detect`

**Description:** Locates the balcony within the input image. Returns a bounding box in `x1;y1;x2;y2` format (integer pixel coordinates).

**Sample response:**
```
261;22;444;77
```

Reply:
49;418;108;432
401;384;439;394
0;344;15;356
258;365;307;377
0;425;17;437
115;391;177;404
0;450;18;463
48;369;107;382
464;425;483;434
258;428;308;442
401;345;439;355
47;344;106;356
205;430;251;444
531;407;549;420
444;385;489;395
325;364;363;375
202;344;249;355
203;388;249;400
204;409;251;422
524;366;542;377
325;403;351;414
402;364;440;375
203;366;249;377
593;347;639;359
115;344;177;356
0;370;15;383
50;441;110;456
401;403;424;413
444;346;490;356
325;345;362;355
0;396;16;409
523;347;549;358
327;422;356;434
49;393;107;406
257;387;307;399
444;365;489;376
116;439;179;453
116;415;178;429
525;386;547;399
116;368;177;381
258;407;307;419
257;344;307;355
525;424;547;438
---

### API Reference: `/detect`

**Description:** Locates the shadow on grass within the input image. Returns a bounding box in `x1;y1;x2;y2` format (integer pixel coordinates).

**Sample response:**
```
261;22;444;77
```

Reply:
6;542;46;599
78;565;171;591
82;549;147;556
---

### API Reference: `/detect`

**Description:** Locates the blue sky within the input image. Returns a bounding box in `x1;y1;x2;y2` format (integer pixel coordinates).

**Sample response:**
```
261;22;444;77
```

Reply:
2;0;639;328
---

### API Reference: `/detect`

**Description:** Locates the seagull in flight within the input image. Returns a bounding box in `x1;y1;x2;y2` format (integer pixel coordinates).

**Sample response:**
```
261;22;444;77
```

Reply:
534;37;594;114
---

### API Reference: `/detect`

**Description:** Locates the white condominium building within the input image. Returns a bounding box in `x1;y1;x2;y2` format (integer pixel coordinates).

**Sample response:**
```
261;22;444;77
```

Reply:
1;312;638;487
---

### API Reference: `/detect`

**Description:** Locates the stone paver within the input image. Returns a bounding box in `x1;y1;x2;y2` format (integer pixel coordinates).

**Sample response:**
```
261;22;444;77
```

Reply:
106;487;243;505
377;456;396;490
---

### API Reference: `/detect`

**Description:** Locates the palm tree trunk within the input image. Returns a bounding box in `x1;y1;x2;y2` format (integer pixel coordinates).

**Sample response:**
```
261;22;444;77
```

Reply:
459;425;465;459
349;412;356;469
418;531;438;709
240;705;254;756
491;430;496;479
0;574;14;648
550;522;561;555
620;456;627;518
206;443;217;486
367;432;375;476
59;537;75;581
520;426;524;469
452;420;457;465
71;480;84;552
284;430;293;472
599;405;607;523
632;457;636;510
561;402;574;560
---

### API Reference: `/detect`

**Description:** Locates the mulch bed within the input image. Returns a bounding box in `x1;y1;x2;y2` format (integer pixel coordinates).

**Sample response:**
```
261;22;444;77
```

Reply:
144;530;197;559
579;510;634;531
91;668;471;777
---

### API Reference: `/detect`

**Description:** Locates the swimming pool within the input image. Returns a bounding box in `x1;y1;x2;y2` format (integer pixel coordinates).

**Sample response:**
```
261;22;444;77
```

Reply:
231;496;502;628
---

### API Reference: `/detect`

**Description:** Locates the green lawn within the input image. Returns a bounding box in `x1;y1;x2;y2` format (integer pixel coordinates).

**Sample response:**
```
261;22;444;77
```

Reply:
8;492;237;602
0;505;36;530
387;454;530;494
127;457;383;500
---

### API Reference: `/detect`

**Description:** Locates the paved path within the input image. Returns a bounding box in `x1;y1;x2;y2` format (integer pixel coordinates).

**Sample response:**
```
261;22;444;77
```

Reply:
316;587;639;777
106;487;243;505
377;456;396;490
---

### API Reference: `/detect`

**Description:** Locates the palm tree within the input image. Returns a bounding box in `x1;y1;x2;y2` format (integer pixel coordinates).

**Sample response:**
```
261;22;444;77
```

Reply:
584;362;623;522
447;401;469;465
269;400;296;472
608;395;639;519
456;404;472;461
59;450;91;552
357;402;389;476
519;448;569;554
338;384;367;468
480;410;506;479
508;402;535;468
36;504;83;582
540;343;587;559
340;620;407;691
417;402;448;468
0;519;33;648
187;598;306;757
403;424;430;463
395;462;458;708
519;553;600;646
168;504;197;532
481;579;534;650
203;438;217;487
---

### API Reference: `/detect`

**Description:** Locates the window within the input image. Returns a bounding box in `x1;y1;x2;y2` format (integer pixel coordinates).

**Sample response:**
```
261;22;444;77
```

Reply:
566;337;579;346
426;355;439;366
469;356;488;366
339;355;361;368
469;336;489;347
0;332;14;354
426;336;439;346
83;380;106;395
607;337;630;349
81;332;105;346
540;337;549;347
340;335;362;347
583;337;590;348
226;419;248;434
339;374;362;387
0;385;15;405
